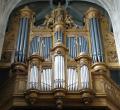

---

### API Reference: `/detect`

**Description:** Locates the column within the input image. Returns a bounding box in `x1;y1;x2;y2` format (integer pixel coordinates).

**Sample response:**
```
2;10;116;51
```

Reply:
86;7;104;63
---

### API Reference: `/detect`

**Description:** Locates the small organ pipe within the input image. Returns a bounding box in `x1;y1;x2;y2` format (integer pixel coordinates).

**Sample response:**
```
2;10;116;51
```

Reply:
28;65;39;89
16;18;23;53
62;56;64;87
41;71;43;90
47;37;49;59
45;37;47;58
22;18;29;62
93;18;99;61
30;36;51;59
95;19;101;62
67;36;89;58
60;56;61;87
46;37;48;59
96;19;104;62
43;69;45;90
71;37;73;58
19;18;26;54
67;68;78;91
89;19;97;62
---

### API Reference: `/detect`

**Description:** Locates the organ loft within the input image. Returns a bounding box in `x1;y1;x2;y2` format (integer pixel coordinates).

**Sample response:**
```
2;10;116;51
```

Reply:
0;1;120;110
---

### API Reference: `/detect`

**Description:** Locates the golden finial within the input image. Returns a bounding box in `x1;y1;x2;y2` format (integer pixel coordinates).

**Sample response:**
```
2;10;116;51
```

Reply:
20;6;34;18
85;7;100;19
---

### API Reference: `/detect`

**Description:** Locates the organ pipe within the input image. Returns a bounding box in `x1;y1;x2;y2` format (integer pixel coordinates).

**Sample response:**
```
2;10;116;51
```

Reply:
30;37;52;60
78;36;88;54
75;53;92;90
66;36;88;58
54;55;65;88
16;18;22;53
86;7;104;63
15;7;33;63
80;65;89;89
67;68;78;91
27;55;44;90
54;31;64;44
22;18;29;62
28;65;39;89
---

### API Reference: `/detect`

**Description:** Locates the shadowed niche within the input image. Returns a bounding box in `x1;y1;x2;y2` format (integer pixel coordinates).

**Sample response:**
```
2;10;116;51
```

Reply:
53;0;66;5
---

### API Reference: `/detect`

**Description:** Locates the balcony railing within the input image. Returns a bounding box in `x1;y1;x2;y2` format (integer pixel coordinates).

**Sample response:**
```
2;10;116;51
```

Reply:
93;71;120;109
104;75;120;108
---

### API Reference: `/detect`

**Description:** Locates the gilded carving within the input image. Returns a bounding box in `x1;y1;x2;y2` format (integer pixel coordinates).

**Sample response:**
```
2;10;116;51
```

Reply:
103;32;118;64
104;79;120;108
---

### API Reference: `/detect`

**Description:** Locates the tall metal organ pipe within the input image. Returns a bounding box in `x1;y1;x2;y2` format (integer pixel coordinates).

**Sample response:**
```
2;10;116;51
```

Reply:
54;55;65;88
80;65;89;89
15;7;33;63
86;7;104;63
27;64;39;89
75;54;92;90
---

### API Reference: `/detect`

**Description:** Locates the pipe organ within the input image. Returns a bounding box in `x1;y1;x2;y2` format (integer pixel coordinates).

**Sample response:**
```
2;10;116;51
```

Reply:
1;1;120;109
9;4;119;109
